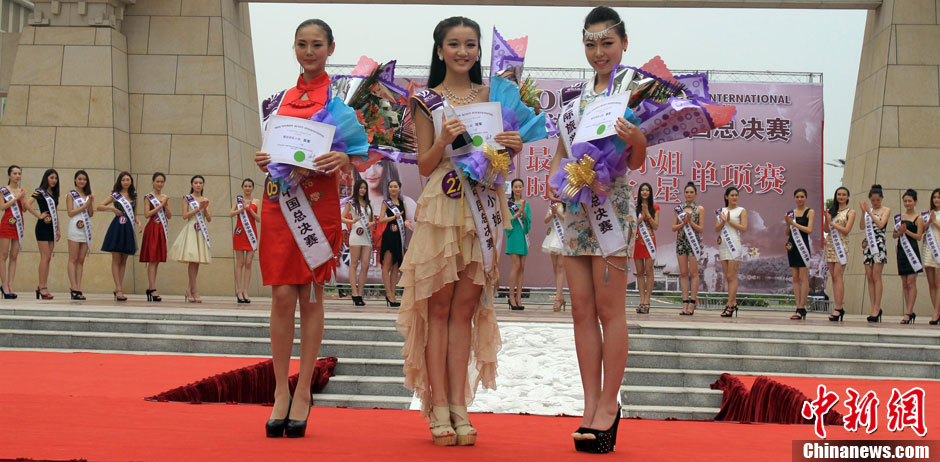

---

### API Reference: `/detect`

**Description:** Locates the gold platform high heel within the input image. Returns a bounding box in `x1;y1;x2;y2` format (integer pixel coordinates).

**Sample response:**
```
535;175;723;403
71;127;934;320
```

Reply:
449;404;477;446
429;405;456;446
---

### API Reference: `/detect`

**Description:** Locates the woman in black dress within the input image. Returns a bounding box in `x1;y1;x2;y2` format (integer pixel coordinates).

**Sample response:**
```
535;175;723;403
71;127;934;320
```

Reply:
786;188;814;319
378;180;412;307
97;172;141;301
895;189;924;324
25;169;60;300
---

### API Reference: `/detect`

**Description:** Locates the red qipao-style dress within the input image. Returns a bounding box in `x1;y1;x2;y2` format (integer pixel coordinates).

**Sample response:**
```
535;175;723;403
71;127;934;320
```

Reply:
259;73;368;285
233;201;258;251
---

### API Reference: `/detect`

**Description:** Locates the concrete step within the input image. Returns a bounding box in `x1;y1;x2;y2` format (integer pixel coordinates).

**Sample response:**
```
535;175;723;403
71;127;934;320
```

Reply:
333;358;405;377
628;334;940;362
0;315;404;342
322;375;410;397
626;351;939;379
622;404;719;420
312;393;411;410
0;329;404;359
629;324;940;346
621;385;724;409
0;307;399;327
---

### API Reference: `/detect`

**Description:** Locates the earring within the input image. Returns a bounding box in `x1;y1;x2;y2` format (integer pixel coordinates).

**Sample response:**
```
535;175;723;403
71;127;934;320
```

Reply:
438;54;443;61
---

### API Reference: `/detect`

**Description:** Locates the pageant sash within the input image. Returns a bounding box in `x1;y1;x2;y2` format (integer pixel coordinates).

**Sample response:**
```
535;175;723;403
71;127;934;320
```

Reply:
1;187;24;240
637;219;656;261
357;203;373;243
922;211;940;263
277;182;333;272
236;196;258;250
864;211;880;255
453;166;503;274
674;205;703;260
895;214;923;272
385;199;406;254
558;86;584;160
588;192;628;257
36;189;58;238
508;201;530;248
70;190;92;243
145;194;169;243
787;210;810;267
551;208;565;243
185;194;211;250
828;212;847;266
111;192;136;234
716;208;742;260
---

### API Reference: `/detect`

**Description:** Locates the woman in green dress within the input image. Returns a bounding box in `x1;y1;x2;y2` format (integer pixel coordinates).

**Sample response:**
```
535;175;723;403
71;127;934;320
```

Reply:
505;178;531;310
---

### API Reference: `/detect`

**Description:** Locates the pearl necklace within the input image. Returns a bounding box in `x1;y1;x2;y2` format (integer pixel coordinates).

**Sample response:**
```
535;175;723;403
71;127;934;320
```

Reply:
441;83;478;105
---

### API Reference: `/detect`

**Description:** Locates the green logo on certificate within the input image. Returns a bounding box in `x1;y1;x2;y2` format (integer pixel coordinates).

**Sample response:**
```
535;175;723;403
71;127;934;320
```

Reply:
597;125;606;135
293;151;306;162
472;135;483;147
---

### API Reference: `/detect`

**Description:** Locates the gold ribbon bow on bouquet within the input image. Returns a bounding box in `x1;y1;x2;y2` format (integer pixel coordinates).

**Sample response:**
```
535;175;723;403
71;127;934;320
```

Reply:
480;144;512;189
562;154;609;201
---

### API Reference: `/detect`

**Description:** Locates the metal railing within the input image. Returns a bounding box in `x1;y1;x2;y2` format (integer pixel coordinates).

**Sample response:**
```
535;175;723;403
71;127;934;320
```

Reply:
327;64;822;84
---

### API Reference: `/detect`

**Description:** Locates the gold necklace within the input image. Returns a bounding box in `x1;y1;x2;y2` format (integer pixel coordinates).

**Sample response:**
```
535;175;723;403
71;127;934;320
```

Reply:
441;83;478;105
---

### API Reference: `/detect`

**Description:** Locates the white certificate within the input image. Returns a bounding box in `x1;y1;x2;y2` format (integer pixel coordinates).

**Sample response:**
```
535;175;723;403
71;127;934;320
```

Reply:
573;92;630;143
432;102;504;157
261;115;336;169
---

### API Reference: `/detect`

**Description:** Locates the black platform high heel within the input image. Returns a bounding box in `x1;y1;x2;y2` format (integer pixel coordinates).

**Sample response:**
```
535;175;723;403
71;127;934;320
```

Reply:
572;426;592;452
36;287;53;300
929;317;939;325
829;308;845;322
585;405;622;454
265;397;292;438
70;290;86;301
385;296;400;308
867;309;883;323
900;312;917;324
0;286;15;299
720;305;737;318
146;289;162;302
285;402;311;438
790;308;807;320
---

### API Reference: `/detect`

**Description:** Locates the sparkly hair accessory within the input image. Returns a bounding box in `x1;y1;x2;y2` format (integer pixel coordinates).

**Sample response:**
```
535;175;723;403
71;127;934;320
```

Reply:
582;20;622;40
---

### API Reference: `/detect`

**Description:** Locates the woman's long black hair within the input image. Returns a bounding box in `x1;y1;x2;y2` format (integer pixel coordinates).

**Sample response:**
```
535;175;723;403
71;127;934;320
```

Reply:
74;170;92;196
189;175;205;194
37;168;60;200
828;186;850;219
635;182;654;217
427;17;483;89
353;179;371;215
112;171;136;200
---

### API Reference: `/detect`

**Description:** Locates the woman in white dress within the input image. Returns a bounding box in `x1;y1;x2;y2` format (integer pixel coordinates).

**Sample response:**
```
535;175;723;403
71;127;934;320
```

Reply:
715;186;747;317
541;201;566;311
66;170;94;300
341;179;374;306
922;188;940;325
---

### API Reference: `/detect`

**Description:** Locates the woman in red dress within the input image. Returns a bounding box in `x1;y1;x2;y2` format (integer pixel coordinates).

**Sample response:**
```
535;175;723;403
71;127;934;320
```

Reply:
633;182;659;314
0;165;26;299
140;172;171;301
229;178;260;303
254;19;367;439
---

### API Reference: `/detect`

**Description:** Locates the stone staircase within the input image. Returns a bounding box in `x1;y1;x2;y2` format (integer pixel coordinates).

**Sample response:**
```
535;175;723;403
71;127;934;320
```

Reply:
1;305;938;420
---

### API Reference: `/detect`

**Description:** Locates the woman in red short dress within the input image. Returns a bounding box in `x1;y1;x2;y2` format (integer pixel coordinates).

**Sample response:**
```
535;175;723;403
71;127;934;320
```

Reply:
0;165;26;299
229;178;260;303
254;19;367;439
633;182;659;314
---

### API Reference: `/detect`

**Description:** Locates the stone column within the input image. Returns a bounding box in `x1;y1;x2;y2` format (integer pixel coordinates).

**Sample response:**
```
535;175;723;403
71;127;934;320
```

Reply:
841;0;940;316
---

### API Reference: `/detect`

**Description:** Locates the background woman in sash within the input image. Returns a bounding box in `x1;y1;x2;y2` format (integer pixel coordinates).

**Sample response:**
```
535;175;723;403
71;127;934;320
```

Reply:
923;189;940;325
541;201;566;312
378;179;411;307
98;171;140;301
894;189;924;324
229;178;260;304
674;182;704;315
342;179;373;306
859;184;889;322
505;178;530;310
716;187;747;318
786;188;814;320
170;175;212;303
25;168;60;300
546;7;647;453
633;182;658;314
397;16;523;446
0;165;25;299
66;170;94;300
140;172;170;302
823;186;855;322
254;19;368;438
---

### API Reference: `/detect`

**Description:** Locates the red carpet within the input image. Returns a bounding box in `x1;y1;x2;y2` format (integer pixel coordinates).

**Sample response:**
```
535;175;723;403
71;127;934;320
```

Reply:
1;351;937;461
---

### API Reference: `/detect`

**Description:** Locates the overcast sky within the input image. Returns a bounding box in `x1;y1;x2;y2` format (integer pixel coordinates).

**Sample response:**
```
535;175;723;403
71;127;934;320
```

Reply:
249;4;867;197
